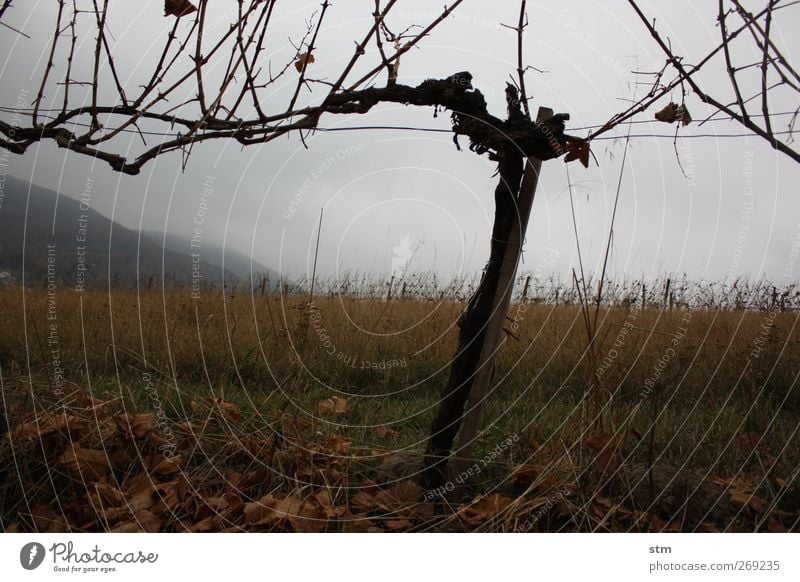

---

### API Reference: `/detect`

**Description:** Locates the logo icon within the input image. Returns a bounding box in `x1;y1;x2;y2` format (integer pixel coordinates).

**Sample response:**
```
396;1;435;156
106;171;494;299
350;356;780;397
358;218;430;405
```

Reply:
391;234;417;277
20;542;46;570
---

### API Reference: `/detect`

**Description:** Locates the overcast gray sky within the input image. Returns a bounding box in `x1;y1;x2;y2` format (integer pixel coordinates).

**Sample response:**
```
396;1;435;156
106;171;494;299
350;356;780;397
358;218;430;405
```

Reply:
1;1;799;286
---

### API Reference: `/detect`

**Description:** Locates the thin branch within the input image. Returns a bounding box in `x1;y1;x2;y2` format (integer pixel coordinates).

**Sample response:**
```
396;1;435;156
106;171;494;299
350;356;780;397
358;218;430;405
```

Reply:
0;0;14;20
718;0;748;123
515;0;531;119
627;0;800;164
32;0;65;127
590;1;785;142
288;1;331;113
760;1;776;137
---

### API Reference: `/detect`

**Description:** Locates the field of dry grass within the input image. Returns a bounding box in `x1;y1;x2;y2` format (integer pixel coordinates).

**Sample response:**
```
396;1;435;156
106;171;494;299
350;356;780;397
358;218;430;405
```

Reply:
1;281;798;532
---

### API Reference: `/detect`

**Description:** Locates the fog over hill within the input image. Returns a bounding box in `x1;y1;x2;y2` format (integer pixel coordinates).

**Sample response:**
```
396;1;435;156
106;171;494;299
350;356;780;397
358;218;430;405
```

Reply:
0;175;280;290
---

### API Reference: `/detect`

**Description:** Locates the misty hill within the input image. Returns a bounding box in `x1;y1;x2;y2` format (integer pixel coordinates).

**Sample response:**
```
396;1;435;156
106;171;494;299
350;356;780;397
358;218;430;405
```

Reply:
140;230;279;283
0;175;278;290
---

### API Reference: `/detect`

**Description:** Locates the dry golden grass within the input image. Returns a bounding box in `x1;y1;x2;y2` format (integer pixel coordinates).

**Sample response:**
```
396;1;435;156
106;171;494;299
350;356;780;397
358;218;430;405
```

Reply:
1;284;798;531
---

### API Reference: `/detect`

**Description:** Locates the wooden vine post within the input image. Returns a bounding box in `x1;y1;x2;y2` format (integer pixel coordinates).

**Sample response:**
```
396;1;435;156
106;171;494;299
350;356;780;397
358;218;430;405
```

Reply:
452;106;551;471
421;95;570;492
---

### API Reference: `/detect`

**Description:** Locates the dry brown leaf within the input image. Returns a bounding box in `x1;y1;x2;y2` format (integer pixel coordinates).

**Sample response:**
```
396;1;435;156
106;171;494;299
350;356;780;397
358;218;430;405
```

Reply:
93;483;124;507
75;391;105;409
149;454;183;476
648;514;667;532
375;426;400;438
203;496;230;512
384;517;413;531
154;480;182;511
117;413;153;439
188;516;215;532
31;503;59;532
243;494;324;531
288;502;326;532
564;139;590;167
325;434;352;455
244;494;279;526
318;396;349;415
509;463;540;487
110;521;140;533
164;0;197;18
654;102;692;126
767;514;788;533
341;518;377;533
294;52;315;73
374;480;423;511
594;496;615;510
135;509;162;533
124;472;156;497
9;420;43;439
271;496;303;523
208;397;241;420
46;514;69;532
126;488;154;513
59;446;110;483
729;490;764;514
9;415;89;440
458;494;513;527
349;490;375;513
313;489;344;519
585;433;622;473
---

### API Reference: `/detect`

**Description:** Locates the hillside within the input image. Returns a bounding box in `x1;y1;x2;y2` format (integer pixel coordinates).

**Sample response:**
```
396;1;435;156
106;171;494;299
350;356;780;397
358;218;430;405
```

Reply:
0;175;278;290
140;230;279;283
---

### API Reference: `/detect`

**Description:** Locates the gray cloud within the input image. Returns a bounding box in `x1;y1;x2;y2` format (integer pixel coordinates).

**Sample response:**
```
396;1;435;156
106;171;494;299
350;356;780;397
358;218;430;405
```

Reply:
1;0;798;286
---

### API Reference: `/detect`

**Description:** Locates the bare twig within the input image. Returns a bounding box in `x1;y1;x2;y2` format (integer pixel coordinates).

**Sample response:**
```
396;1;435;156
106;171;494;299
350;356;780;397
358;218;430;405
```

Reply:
516;0;531;119
627;0;800;164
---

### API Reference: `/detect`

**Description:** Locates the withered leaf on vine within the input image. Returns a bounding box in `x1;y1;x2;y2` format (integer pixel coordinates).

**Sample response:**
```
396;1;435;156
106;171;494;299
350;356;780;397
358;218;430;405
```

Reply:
164;0;197;18
295;52;315;73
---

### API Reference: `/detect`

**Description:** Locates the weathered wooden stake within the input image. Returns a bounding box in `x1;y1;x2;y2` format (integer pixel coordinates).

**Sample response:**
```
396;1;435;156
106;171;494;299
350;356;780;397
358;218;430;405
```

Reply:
452;107;551;471
421;106;551;491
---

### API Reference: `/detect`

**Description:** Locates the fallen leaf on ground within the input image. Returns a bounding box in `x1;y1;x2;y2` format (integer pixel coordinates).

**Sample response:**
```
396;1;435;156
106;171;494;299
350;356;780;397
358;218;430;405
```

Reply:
117;413;153;439
585;433;622;473
110;521;140;533
509;463;541;487
149;454;183;476
188;516;215;532
325;434;352;455
75;391;105;409
375;426;399;438
244;494;325;532
374;480;423;510
209;397;241;421
729;490;764;514
135;509;161;533
458;494;513;527
59;446;110;483
125;488;154;513
319;396;349;415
